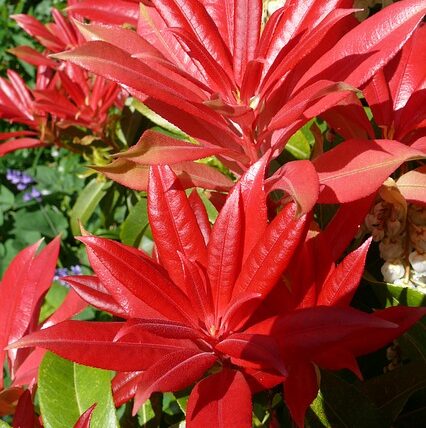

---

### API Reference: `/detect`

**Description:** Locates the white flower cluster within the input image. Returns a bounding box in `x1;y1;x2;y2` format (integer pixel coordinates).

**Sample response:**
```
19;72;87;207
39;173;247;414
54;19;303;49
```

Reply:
365;193;426;292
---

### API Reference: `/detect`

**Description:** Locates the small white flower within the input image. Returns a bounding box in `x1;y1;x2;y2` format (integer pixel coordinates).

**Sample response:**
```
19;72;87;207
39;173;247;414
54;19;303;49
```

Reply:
409;251;426;274
381;259;406;283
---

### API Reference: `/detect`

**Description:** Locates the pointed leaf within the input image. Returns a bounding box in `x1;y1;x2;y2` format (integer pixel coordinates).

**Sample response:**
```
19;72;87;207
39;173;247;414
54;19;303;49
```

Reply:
148;165;207;286
234;203;310;298
10;321;186;371
284;362;319;428
79;235;196;324
232;0;262;84
186;369;252;428
317;238;372;307
114;129;224;165
133;349;216;413
268;160;319;214
208;184;243;316
298;0;426;90
73;404;97;428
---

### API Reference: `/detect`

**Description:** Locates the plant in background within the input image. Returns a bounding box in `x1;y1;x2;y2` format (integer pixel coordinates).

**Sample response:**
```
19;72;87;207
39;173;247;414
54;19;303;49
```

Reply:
0;3;124;161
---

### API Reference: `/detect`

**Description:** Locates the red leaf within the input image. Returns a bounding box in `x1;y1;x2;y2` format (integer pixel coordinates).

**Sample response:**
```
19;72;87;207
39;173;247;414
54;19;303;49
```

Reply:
63;275;131;319
112;371;144;407
317;238;372;307
314;139;424;203
232;0;262;85
298;0;426;90
207;184;243;316
78;235;196;324
186;369;252;428
188;190;211;245
12;390;41;428
93;159;233;192
233;203;310;298
267;160;319;214
151;0;233;76
216;333;287;375
283;362;319;428
239;155;269;262
200;0;235;52
9;321;187;372
133;349;216;413
73;404;97;428
179;256;215;327
9;46;57;68
0;138;43;157
273;306;397;360
0;241;40;388
67;0;139;26
75;21;164;59
115;318;200;341
114;129;224;165
396;166;426;205
148;165;207;287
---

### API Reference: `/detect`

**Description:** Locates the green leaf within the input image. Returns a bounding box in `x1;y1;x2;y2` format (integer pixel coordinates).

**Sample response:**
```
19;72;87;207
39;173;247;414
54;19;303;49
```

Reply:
137;400;156;426
132;100;188;140
13;206;68;238
120;197;149;246
0;421;12;428
0;185;14;210
364;273;426;307
38;352;119;428
70;178;109;235
308;372;385;428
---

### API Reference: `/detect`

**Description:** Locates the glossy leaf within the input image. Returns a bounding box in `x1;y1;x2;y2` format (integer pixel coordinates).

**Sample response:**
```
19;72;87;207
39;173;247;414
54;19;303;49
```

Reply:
70;179;109;235
133;349;216;413
38;352;118;428
233;203;310;298
317;238;372;307
314;139;424;203
148;165;207;286
186;369;252;428
396;166;426;205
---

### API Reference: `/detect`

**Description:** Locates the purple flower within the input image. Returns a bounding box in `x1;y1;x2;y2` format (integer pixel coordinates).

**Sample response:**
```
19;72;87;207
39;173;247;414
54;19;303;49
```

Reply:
23;187;42;202
69;265;82;275
6;169;34;190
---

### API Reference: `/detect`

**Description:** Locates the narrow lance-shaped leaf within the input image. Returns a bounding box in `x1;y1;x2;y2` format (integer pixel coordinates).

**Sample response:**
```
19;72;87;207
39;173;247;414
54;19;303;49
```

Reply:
317;238;372;307
297;0;426;90
8;321;189;372
233;203;310;298
207;184;243;317
148;165;207;287
78;235;197;324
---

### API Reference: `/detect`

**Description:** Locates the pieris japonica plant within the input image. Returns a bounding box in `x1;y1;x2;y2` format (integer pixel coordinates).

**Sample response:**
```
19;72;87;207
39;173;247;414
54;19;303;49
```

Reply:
0;0;426;427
